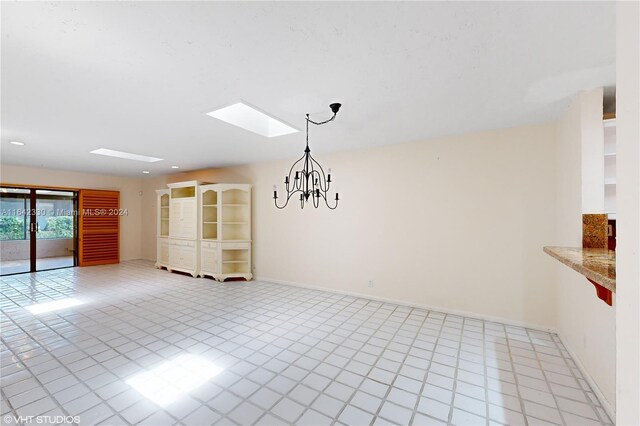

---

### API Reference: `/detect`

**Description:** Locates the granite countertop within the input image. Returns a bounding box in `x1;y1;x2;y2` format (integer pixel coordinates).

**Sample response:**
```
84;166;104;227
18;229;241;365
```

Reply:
543;246;616;292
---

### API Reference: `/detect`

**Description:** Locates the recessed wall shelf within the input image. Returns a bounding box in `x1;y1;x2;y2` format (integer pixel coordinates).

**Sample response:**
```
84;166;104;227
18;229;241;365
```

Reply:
604;118;616;217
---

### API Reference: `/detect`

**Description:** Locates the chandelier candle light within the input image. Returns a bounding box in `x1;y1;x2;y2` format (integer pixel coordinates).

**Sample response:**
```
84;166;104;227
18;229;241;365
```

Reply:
273;103;342;209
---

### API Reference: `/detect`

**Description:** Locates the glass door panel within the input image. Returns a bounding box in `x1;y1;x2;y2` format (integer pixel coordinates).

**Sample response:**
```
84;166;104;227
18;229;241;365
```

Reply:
0;187;78;275
35;190;77;272
0;188;31;275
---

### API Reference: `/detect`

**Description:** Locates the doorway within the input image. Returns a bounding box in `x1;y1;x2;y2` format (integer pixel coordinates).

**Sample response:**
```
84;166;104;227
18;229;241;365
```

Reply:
0;186;78;275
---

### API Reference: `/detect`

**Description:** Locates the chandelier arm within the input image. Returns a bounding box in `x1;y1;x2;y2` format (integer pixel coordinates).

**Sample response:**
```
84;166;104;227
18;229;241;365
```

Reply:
287;154;306;187
317;189;339;210
308;154;330;193
275;187;306;209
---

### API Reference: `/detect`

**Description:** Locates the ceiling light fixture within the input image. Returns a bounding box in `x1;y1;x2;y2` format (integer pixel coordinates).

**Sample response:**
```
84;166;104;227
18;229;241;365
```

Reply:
90;148;163;163
9;141;25;146
142;171;150;174
273;103;341;210
206;102;298;138
171;165;179;169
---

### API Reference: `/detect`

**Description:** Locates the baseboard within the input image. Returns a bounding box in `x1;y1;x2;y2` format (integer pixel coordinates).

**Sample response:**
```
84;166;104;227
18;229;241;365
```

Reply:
254;276;557;334
557;334;616;422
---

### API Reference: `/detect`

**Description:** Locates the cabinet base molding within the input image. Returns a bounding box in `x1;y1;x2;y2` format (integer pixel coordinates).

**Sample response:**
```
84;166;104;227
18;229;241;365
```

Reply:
200;272;253;282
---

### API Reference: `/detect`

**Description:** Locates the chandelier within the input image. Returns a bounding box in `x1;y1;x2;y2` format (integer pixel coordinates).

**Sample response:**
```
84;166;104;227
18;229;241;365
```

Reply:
273;103;341;209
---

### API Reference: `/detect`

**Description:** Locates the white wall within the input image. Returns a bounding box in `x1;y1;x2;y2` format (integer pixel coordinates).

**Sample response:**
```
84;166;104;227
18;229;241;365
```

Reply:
553;90;616;415
615;1;640;424
143;123;559;330
0;164;144;261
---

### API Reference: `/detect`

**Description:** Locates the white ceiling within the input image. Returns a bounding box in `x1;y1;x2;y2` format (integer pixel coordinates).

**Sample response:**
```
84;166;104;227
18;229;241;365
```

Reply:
1;1;615;177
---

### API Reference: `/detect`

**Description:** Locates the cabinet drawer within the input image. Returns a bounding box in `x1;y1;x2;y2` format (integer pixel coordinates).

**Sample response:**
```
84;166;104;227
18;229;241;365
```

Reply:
201;241;218;250
221;242;250;250
170;239;195;247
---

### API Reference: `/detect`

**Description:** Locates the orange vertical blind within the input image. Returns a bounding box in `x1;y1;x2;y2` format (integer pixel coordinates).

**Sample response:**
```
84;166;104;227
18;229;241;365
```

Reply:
78;190;120;266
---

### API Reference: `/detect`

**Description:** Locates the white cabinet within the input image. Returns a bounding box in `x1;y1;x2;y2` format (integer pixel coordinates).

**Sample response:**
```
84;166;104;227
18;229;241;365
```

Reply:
155;181;200;277
200;241;219;276
157;238;169;268
155;190;170;269
168;239;197;274
170;199;197;239
156;181;251;281
199;184;252;281
169;182;198;241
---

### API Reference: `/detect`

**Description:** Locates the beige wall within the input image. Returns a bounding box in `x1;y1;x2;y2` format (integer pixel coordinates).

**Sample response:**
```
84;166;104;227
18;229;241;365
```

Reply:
0;164;143;261
553;91;616;415
615;1;640;423
143;123;559;330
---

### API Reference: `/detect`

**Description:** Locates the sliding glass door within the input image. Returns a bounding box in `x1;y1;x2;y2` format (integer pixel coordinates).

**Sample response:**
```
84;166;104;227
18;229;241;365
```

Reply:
0;188;31;274
0;187;78;275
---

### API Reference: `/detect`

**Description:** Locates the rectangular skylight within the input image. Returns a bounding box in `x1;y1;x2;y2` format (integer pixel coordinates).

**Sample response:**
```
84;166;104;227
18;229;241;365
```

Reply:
206;102;299;138
126;354;223;406
90;148;163;163
25;298;83;315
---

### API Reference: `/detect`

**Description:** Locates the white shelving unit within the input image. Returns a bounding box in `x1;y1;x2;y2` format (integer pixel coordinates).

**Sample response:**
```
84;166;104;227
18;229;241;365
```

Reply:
155;181;201;277
155;181;252;281
155;189;170;269
603;118;616;219
199;184;252;281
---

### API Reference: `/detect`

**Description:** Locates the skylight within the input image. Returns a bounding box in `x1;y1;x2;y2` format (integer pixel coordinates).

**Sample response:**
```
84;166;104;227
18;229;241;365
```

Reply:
126;354;223;406
206;102;298;138
25;298;84;315
90;148;163;163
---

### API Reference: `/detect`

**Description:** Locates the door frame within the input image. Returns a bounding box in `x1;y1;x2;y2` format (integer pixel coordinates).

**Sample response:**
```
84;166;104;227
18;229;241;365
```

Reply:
0;185;79;276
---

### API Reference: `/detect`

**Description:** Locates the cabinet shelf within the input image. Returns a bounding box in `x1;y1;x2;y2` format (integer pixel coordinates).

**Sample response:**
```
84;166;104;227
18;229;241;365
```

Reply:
222;222;248;225
222;260;249;264
203;221;218;224
222;204;248;207
202;204;217;207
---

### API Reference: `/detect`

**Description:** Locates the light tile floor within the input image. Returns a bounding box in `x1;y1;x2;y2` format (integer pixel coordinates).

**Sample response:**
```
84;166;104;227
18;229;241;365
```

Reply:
1;261;612;426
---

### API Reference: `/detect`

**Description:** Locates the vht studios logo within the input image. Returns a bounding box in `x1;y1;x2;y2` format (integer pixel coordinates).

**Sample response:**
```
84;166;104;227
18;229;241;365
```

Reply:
3;415;80;424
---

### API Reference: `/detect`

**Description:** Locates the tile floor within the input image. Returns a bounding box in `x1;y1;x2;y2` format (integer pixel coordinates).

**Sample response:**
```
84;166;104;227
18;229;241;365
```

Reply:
1;261;612;426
